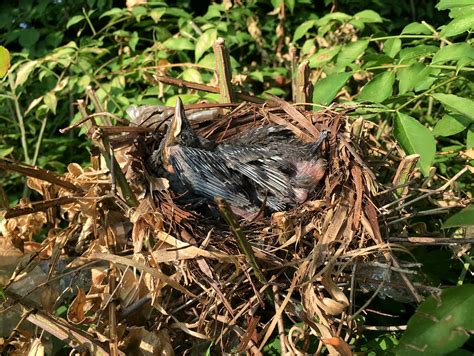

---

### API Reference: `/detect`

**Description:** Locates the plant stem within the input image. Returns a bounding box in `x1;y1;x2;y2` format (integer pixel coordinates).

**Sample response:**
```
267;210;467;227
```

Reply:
82;7;96;36
396;76;458;111
8;73;30;164
31;116;48;166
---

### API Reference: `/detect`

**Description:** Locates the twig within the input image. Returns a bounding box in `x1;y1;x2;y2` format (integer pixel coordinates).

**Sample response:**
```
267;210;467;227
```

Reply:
5;196;78;219
392;166;469;212
60;112;125;134
0;160;82;193
213;38;235;103
362;325;407;331
294;60;311;110
387;236;474;245
392;154;419;198
156;75;264;103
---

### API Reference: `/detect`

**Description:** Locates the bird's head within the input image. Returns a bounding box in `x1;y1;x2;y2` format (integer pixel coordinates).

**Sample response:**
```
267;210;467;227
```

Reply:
162;97;200;170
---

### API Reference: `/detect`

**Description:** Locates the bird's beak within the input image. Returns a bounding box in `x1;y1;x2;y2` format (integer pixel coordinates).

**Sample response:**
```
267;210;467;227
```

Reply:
162;97;186;170
171;97;185;139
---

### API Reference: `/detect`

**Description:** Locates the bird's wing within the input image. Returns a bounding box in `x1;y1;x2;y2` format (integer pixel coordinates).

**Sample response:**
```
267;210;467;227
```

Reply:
231;125;292;145
168;145;256;211
216;145;293;202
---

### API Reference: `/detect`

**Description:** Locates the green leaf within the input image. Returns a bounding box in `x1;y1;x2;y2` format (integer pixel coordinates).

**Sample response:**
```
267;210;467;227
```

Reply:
440;13;474;37
24;96;44;115
182;68;202;83
308;46;341;68
384;38;401;58
431;43;474;64
0;146;14;158
66;15;85;28
19;28;40;48
14;60;38;88
466;125;474;148
293;20;315;42
162;37;194;51
358;71;395;103
249;71;264;82
0;46;10;78
129;31;139;51
353;10;383;23
195;29;217;62
150;8;166;23
402;22;433;34
285;0;295;13
433;113;471;136
44;92;57;114
456;56;473;73
100;8;124;18
394;112;436;176
399;45;439;63
432;93;474;121
165;7;192;19
131;6;147;21
436;0;474;11
337;40;369;67
397;284;474;355
443;205;474;228
313;72;352;106
398;63;439;94
165;94;199;106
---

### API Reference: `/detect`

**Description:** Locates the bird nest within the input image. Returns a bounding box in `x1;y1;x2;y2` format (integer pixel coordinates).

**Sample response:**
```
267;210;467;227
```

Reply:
0;94;416;354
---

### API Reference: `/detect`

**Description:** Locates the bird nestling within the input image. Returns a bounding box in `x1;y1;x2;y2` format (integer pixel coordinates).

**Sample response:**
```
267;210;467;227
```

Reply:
149;97;327;220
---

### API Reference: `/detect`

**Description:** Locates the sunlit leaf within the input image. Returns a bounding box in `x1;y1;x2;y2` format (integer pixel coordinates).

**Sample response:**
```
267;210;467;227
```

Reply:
162;37;194;51
195;29;217;62
285;0;295;13
432;93;474;121
383;38;401;58
358;71;395;103
313;72;352;106
402;22;433;34
336;40;369;67
182;68;202;83
431;43;474;64
353;10;383;23
150;8;166;23
293;20;315;42
0;46;10;78
467;125;474;148
397;63;440;94
436;0;474;11
44;92;57;114
14;60;38;88
394;112;436;176
132;6;147;21
25;96;44;115
309;46;341;68
0;147;14;158
440;13;474;37
397;284;474;355
433;113;471;136
129;31;139;51
66;15;85;28
100;8;125;18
